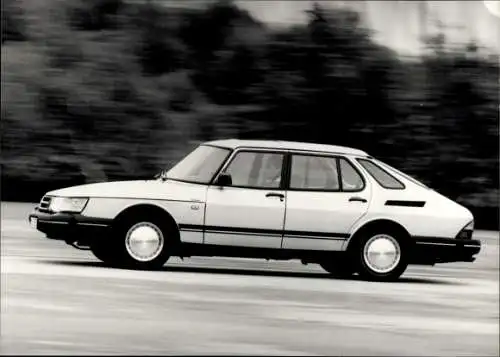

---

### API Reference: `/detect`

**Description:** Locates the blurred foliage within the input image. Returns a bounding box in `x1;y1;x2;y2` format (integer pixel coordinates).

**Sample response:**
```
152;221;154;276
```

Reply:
67;0;124;32
1;0;28;43
1;0;498;218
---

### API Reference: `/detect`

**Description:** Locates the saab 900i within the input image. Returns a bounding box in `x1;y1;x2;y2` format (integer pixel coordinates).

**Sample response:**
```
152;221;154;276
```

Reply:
29;139;481;281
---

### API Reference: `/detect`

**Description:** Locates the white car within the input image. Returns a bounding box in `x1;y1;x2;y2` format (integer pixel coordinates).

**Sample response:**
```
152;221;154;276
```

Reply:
28;139;481;281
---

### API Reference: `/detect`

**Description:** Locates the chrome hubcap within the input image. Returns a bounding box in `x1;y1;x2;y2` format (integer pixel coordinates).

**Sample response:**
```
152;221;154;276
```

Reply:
125;222;164;262
363;234;401;274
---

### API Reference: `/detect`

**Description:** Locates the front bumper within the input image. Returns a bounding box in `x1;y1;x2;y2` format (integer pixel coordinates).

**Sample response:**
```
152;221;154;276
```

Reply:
411;236;482;264
28;208;112;245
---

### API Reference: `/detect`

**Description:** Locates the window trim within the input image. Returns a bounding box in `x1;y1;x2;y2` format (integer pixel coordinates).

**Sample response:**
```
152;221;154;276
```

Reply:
210;148;289;191
356;158;406;190
285;153;366;193
227;146;369;158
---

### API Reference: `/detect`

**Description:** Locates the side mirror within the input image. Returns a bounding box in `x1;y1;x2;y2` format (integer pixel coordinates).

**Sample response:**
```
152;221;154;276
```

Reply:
215;173;232;187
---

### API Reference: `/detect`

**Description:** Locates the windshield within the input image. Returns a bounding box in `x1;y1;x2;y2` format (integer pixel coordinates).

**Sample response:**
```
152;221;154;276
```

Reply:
166;145;231;184
373;159;429;189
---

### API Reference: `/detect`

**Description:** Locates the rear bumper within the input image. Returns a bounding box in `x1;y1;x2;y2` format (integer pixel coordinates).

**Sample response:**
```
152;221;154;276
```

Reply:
28;208;112;245
411;236;482;264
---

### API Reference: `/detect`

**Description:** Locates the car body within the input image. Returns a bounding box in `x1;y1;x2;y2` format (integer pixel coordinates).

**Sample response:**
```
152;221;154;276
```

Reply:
28;139;481;281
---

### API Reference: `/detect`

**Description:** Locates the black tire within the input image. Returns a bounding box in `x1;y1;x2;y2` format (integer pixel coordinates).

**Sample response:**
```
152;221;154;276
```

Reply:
355;229;408;282
90;240;116;266
111;212;176;270
319;255;356;279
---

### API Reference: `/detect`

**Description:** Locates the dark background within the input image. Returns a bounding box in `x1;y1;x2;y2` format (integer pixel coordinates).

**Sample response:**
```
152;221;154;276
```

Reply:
1;0;498;229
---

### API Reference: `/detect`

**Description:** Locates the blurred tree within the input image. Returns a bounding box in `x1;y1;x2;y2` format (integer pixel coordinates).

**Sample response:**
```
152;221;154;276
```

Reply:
1;0;27;43
259;3;399;151
67;0;124;31
128;1;186;76
43;22;85;69
179;0;266;105
421;34;499;203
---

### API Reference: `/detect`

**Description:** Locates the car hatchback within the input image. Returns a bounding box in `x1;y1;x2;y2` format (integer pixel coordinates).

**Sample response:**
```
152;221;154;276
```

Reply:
29;139;481;281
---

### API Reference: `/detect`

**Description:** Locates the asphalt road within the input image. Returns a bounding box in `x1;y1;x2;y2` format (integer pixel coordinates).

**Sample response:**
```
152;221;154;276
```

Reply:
1;202;499;355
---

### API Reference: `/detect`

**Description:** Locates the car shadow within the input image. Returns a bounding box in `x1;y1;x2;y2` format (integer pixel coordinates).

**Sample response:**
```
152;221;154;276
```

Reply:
40;259;463;286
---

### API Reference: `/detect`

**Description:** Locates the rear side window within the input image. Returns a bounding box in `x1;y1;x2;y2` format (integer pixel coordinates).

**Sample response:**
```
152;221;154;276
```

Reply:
357;159;405;189
290;155;340;191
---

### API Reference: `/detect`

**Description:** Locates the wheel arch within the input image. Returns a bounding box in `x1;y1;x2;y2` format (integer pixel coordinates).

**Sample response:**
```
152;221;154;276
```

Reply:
112;203;181;243
345;218;413;252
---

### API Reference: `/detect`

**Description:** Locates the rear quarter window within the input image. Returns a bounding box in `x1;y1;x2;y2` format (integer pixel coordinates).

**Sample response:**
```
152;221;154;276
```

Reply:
339;158;365;191
357;159;405;190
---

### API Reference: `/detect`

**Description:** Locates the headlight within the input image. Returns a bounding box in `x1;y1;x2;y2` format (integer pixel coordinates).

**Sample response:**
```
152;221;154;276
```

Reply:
50;197;89;213
456;220;474;240
463;220;474;231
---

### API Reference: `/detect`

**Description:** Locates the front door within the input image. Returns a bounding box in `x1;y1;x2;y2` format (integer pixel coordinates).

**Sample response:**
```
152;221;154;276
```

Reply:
204;150;287;248
282;154;371;251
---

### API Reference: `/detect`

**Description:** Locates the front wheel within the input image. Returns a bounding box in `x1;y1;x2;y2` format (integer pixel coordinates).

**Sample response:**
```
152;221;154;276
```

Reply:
113;215;174;270
90;240;116;266
356;232;408;282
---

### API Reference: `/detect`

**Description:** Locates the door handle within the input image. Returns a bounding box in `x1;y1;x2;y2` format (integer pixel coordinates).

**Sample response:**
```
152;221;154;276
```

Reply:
266;192;285;201
349;197;367;203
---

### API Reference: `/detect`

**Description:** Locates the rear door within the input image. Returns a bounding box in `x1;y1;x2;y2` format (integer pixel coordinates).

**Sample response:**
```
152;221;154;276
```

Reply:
282;154;371;251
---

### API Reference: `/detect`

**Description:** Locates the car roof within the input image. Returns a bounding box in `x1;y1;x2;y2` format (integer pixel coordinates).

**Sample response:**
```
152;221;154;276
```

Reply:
205;139;369;157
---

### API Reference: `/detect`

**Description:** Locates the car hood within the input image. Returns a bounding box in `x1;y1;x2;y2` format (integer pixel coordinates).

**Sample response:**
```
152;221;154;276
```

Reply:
46;179;206;202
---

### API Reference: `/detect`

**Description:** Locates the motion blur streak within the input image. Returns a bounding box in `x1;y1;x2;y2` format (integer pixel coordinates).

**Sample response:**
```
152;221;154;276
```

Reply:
1;202;499;355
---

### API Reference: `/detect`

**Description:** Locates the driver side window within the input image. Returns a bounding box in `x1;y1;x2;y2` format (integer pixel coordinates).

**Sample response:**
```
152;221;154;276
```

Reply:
224;151;284;189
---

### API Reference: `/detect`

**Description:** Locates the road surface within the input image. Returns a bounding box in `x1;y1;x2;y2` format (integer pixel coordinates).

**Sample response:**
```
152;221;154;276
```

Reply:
1;202;499;355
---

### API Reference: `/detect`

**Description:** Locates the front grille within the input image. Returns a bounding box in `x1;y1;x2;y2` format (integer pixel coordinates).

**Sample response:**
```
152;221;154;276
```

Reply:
38;196;52;212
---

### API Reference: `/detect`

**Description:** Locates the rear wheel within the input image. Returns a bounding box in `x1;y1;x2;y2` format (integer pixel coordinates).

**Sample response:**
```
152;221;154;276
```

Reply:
356;231;408;281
